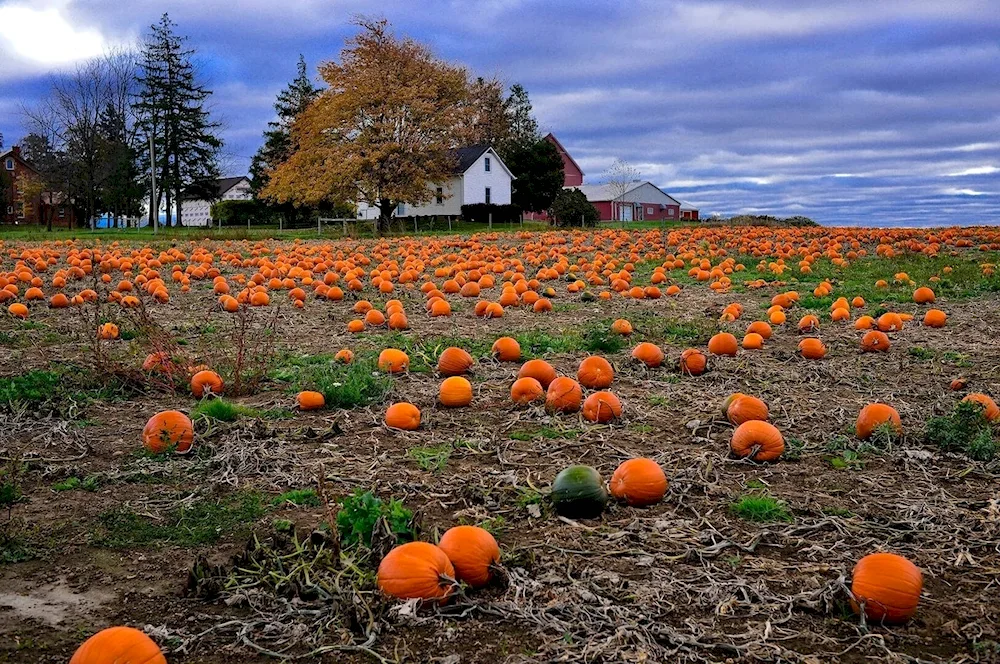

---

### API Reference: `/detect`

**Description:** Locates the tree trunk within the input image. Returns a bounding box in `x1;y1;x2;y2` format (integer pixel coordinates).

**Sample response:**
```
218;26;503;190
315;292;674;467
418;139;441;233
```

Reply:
377;198;395;236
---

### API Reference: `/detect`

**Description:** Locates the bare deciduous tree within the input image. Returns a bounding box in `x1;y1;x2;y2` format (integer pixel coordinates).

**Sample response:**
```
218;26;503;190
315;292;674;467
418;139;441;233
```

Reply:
604;158;640;224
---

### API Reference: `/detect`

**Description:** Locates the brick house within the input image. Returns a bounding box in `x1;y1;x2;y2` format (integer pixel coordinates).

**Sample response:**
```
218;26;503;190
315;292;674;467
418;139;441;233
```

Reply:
1;146;77;227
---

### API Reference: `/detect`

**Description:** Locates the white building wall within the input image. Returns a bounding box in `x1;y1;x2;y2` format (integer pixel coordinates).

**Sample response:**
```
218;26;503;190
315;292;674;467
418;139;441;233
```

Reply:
402;177;463;217
181;178;253;226
462;151;512;206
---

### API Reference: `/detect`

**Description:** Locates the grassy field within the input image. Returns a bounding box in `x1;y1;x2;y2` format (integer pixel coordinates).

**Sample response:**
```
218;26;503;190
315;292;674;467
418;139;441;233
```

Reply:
2;225;999;663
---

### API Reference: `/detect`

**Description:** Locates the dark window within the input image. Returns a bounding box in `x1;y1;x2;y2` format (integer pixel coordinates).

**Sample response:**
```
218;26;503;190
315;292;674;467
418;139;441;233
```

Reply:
59;207;65;218
436;187;443;205
484;157;491;172
4;159;13;170
485;187;491;204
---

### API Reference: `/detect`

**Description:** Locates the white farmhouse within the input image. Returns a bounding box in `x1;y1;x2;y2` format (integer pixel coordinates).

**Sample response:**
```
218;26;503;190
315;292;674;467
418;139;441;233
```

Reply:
357;145;513;219
180;176;252;227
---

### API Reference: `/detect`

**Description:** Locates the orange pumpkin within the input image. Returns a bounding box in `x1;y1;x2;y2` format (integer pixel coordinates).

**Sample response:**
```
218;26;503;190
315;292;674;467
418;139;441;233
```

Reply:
742;332;764;349
297;390;325;410
335;349;354;364
142;410;194;454
378;348;410;374
850;552;922;623
861;330;891;352
963;393;1000;421
707;332;738;356
70;626;166;664
631;342;664;367
797;315;819;332
511;377;545;405
856;403;902;440
611;318;633;335
437;525;500;588
797;337;827;360
609;458;667;507
876;312;903;332
517;359;558;388
545;376;582;413
730;420;784;462
190;370;224;398
582;390;622;423
913;286;935;304
385;402;421;430
679;348;707;376
98;322;119;340
726;395;769;425
577;356;614;389
854;315;876;330
439;376;473;407
438;347;474;376
491;337;521;362
746;321;772;339
377;541;455;601
8;302;29;319
923;309;947;327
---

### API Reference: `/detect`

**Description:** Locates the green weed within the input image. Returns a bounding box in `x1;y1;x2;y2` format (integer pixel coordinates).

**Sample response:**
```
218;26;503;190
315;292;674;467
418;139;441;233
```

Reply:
409;445;451;471
336;490;414;549
272;356;392;408
271;488;320;507
925;401;997;461
52;476;99;492
730;494;793;522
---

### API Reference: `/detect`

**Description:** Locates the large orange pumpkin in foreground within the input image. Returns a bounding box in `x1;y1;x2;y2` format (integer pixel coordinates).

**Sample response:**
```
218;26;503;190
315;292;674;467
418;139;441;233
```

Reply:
730;420;784;461
856;403;902;440
680;348;707;376
142;411;193;454
297;390;325;410
631;342;664;367
378;348;410;374
437;525;501;588
438;347;474;376
726;394;769;425
609;458;667;507
377;541;455;601
707;332;738;356
70;626;166;664
963;393;1000;421
850;552;923;623
491;337;521;362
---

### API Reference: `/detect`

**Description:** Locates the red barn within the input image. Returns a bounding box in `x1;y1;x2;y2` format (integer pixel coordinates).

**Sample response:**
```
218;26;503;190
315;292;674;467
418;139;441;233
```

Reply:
574;181;682;222
1;146;76;227
544;133;584;187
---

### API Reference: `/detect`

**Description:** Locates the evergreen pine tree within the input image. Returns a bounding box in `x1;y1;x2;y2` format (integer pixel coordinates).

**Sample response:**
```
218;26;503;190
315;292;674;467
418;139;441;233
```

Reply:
250;55;321;226
137;13;222;227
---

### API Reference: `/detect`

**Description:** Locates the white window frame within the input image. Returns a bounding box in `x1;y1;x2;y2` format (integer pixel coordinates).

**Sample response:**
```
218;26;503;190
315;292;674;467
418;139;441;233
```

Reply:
668;208;675;217
485;187;491;204
4;159;13;170
484;157;491;172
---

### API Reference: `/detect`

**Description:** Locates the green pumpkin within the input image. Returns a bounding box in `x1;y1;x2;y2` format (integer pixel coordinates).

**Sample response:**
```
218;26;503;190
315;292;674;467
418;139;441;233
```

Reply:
580;291;595;302
551;465;607;519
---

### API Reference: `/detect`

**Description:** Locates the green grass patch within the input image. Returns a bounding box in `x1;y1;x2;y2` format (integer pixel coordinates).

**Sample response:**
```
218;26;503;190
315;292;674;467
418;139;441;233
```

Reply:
907;346;935;361
336;490;414;549
272;355;392;408
271;488;320;507
92;491;265;548
52;476;99;492
925;401;997;461
409;445;451;472
730;494;793;522
0;368;129;415
514;329;582;357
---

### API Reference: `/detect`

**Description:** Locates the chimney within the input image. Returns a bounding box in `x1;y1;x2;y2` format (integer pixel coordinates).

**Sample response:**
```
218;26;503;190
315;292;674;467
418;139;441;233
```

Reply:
11;146;21;158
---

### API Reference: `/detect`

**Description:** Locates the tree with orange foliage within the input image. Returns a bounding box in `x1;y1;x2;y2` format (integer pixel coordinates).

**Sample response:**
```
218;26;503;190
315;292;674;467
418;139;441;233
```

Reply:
262;18;470;234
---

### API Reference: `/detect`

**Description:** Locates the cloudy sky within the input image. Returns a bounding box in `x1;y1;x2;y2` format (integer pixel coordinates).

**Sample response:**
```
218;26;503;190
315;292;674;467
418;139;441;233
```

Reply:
1;0;998;225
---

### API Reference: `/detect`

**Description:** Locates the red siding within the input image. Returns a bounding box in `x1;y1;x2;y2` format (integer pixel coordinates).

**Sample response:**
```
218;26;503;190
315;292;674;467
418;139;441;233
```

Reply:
2;146;77;227
544;134;584;187
593;200;680;221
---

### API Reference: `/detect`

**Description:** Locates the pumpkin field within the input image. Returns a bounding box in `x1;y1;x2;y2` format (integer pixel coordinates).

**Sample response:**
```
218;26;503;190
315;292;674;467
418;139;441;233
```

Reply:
2;224;1000;663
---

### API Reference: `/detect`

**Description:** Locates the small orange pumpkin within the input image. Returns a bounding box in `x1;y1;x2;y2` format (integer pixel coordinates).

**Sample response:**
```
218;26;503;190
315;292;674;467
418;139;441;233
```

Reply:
582;390;622;423
437;525;500;588
297;390;325;410
385;402;421;430
707;332;738;356
798;337;827;360
742;332;764;350
730;420;784;462
517;359;558;388
923;309;947;327
631;342;664;367
856;403;902;439
142;410;194;454
377;541;455;601
438;347;474;376
378;348;410;374
70;626;166;664
912;287;935;304
98;322;120;340
335;349;354;364
577;356;614;389
679;348;707;376
726;394;769;425
611;318;633;335
850;552;922;623
609;458;667;507
511;377;545;405
491;337;521;362
190;370;224;398
861;330;890;352
439;376;473;407
545;377;582;413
